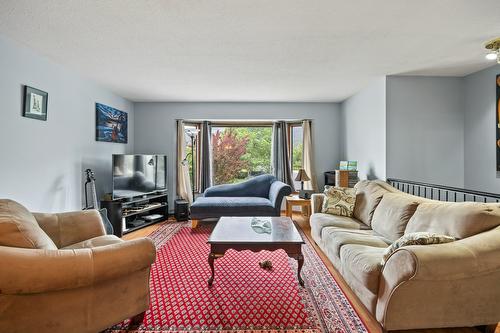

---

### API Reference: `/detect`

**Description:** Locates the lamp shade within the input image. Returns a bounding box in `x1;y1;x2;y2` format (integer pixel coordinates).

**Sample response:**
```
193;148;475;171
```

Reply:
295;168;310;182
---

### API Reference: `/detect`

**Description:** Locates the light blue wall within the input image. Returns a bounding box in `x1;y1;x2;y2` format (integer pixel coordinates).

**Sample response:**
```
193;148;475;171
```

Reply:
2;29;497;213
386;76;465;188
0;36;134;212
133;102;342;207
464;64;500;193
340;77;386;180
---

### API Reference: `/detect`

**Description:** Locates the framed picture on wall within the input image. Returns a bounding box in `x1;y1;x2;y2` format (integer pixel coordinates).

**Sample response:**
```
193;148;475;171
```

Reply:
22;85;48;121
95;103;128;143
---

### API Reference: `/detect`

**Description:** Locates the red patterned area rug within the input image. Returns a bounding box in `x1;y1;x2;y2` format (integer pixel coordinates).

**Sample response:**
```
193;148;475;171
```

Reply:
107;222;368;333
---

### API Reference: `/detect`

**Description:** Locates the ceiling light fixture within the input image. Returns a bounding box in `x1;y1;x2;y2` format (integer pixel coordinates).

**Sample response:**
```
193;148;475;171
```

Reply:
485;37;500;63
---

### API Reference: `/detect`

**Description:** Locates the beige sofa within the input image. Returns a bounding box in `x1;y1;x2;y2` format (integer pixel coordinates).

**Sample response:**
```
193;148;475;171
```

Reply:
310;180;500;331
0;199;156;333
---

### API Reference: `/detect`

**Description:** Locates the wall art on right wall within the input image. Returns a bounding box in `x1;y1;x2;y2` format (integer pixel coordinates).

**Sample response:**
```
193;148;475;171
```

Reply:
497;74;500;172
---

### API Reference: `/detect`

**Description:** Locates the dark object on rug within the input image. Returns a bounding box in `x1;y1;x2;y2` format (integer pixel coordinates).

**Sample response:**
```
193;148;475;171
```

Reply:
175;199;189;221
259;260;273;270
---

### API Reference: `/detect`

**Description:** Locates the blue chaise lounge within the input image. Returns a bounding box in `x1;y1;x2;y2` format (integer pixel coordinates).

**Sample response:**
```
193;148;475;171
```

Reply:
190;174;292;228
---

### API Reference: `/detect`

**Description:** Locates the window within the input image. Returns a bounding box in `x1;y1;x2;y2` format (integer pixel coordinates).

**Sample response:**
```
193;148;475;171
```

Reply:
184;123;200;192
211;126;272;185
289;124;304;189
178;121;308;193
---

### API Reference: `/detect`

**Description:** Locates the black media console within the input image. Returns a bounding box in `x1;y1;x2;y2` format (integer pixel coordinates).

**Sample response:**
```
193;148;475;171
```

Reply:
101;193;168;237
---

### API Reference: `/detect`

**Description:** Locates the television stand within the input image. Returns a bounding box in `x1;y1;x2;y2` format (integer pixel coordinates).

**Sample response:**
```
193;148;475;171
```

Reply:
101;193;169;237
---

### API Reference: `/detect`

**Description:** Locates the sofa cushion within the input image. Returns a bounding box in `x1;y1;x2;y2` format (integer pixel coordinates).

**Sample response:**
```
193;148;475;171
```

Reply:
0;199;57;249
62;235;123;249
381;232;455;265
191;196;275;218
353;180;389;227
310;213;368;245
405;202;500;239
321;227;389;268
340;244;385;294
371;193;421;242
322;186;356;217
340;244;385;314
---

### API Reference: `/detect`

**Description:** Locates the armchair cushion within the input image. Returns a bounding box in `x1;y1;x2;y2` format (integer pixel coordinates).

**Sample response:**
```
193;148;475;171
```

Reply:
33;210;106;248
0;199;57;250
62;235;123;249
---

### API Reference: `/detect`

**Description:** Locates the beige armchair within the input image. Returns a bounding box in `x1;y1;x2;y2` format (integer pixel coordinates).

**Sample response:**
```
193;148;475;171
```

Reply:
0;199;156;333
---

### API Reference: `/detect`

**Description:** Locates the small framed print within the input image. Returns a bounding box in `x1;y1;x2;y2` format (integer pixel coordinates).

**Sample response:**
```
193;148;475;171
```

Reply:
23;85;48;121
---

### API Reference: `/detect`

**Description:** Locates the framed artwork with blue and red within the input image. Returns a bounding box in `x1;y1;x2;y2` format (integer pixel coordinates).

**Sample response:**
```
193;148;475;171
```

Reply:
95;103;128;144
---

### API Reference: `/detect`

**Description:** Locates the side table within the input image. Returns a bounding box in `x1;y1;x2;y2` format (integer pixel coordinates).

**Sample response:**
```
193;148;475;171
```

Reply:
285;195;312;218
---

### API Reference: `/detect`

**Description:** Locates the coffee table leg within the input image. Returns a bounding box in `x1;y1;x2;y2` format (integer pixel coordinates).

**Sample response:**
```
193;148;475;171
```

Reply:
208;252;215;286
297;252;304;286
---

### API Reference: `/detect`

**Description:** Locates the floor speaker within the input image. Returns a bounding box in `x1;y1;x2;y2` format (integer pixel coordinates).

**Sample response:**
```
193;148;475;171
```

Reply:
175;199;189;221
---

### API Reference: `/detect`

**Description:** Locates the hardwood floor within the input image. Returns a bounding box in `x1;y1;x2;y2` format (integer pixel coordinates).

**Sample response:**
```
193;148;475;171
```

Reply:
121;218;175;240
124;213;498;333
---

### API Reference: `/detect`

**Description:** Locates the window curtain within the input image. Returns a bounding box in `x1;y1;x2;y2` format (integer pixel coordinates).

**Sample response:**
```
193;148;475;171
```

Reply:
176;120;193;204
271;121;295;191
199;121;213;192
302;120;318;191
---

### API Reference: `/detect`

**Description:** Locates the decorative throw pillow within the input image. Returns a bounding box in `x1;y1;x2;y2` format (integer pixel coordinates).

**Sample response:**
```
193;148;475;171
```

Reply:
321;186;356;217
381;232;455;265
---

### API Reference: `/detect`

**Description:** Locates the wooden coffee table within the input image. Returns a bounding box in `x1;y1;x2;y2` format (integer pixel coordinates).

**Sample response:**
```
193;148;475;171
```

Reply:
207;216;305;287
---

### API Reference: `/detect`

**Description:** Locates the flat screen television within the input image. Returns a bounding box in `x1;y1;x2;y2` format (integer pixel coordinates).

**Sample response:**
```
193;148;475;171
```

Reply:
112;154;167;199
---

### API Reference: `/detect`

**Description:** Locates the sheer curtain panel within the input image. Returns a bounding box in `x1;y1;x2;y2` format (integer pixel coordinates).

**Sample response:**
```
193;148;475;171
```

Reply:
302;120;318;191
176;120;193;204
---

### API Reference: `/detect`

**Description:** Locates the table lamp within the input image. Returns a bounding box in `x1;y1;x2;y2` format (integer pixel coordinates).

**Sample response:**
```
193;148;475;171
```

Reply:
295;169;310;190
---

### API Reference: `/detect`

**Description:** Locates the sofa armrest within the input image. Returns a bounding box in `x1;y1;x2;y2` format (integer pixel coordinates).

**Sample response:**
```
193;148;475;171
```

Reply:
0;238;155;295
376;227;500;330
311;194;324;213
269;181;292;213
90;238;156;283
33;210;106;248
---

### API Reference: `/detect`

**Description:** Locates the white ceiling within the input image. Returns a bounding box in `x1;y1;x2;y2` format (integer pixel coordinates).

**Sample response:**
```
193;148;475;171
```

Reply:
1;0;499;102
